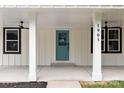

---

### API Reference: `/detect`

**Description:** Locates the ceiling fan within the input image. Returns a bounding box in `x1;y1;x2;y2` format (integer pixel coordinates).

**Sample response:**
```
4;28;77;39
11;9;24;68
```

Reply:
18;21;29;29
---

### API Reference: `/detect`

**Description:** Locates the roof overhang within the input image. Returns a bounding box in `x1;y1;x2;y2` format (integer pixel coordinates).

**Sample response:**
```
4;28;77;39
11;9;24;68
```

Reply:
0;0;124;9
0;0;124;6
0;5;124;9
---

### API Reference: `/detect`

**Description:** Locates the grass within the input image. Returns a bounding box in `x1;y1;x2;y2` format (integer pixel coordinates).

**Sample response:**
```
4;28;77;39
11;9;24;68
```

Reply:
80;81;124;88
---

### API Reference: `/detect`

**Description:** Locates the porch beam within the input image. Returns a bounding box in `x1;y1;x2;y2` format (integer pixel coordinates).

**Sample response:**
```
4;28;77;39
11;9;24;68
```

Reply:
1;5;124;9
92;12;102;81
29;13;37;81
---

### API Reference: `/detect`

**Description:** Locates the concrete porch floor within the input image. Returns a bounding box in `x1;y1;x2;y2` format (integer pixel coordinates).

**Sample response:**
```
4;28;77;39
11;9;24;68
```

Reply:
0;66;124;82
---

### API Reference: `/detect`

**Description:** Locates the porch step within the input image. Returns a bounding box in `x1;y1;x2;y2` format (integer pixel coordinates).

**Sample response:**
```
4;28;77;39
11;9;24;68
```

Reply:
51;63;75;67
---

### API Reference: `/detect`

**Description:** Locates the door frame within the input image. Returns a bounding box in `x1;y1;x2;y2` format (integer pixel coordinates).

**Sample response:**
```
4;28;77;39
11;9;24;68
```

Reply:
55;29;71;63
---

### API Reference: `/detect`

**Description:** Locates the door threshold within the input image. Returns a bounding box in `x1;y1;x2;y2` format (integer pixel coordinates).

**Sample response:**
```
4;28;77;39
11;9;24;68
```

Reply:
51;63;76;67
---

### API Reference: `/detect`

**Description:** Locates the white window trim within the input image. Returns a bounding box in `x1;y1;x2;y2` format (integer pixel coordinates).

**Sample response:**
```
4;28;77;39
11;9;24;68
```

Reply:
5;29;20;53
107;28;120;52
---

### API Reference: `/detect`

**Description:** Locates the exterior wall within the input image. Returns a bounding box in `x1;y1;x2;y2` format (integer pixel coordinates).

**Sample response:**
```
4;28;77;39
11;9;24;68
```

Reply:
36;26;90;65
0;29;29;66
0;11;124;66
36;24;124;66
0;24;124;66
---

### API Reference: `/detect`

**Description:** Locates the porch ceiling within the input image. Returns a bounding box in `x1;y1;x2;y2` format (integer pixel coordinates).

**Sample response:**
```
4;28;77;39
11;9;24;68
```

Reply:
1;8;124;27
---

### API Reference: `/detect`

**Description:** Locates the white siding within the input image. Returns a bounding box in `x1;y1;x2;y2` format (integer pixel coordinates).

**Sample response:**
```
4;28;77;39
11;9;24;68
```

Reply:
0;15;3;66
1;11;124;66
0;29;29;66
1;24;124;66
0;25;124;66
36;24;124;66
21;29;29;66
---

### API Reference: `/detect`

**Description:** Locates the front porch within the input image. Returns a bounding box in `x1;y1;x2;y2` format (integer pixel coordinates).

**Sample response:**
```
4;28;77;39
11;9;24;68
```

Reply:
0;8;124;81
0;66;124;82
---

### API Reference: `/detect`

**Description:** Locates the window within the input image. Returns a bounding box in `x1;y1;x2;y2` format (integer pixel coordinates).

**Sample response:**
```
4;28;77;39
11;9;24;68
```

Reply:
58;32;67;46
91;27;122;53
3;27;21;54
108;28;120;52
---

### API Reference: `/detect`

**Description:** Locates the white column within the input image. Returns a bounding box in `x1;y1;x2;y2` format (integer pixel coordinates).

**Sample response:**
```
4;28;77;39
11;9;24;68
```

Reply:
29;13;37;81
92;12;102;81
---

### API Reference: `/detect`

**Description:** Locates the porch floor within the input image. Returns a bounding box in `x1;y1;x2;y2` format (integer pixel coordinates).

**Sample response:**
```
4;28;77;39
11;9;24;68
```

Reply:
0;66;124;82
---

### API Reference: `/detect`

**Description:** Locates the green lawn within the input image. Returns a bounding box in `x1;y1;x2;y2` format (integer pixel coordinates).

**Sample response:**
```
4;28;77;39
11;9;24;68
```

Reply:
80;81;124;88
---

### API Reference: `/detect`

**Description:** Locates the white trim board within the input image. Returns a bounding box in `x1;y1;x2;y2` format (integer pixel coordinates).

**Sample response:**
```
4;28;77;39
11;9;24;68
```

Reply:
1;5;124;9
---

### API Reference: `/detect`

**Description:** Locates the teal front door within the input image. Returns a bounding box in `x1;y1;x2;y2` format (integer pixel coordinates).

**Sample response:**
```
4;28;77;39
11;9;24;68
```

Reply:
56;30;69;60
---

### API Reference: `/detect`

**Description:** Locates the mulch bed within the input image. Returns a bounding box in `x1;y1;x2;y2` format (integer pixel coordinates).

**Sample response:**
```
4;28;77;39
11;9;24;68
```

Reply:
0;82;47;88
